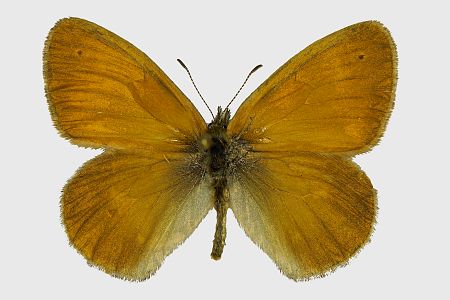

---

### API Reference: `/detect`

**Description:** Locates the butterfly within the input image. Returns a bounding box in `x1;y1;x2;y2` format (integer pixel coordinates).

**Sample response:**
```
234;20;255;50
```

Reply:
43;18;397;281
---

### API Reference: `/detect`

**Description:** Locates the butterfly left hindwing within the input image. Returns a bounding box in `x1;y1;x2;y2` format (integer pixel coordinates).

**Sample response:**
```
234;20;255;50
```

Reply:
63;151;213;280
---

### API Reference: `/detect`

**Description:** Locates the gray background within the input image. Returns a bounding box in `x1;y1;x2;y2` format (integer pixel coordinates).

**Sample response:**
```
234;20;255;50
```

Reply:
1;0;449;299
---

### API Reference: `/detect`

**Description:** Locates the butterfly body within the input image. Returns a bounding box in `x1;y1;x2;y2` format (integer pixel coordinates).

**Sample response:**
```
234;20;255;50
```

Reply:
44;18;396;281
196;106;252;259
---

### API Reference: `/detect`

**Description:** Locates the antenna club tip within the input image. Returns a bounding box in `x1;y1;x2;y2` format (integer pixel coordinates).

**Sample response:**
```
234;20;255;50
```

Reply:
177;58;188;69
225;64;263;110
251;64;263;74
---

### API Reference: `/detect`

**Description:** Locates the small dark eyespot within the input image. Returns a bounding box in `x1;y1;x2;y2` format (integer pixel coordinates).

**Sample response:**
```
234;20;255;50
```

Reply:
358;54;365;60
76;50;83;56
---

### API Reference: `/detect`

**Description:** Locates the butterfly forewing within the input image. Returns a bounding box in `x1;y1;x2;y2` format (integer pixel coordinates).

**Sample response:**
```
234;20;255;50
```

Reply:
44;17;206;151
228;21;396;156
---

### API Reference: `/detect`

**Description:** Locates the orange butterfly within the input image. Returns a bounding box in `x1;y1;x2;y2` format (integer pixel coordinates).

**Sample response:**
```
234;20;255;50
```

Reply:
43;18;397;281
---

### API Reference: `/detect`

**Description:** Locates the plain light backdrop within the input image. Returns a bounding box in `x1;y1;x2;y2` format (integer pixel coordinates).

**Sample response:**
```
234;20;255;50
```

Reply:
1;0;449;299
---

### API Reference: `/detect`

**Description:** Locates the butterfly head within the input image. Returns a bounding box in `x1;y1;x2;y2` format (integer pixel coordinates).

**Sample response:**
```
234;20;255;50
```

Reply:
208;106;231;131
198;106;230;153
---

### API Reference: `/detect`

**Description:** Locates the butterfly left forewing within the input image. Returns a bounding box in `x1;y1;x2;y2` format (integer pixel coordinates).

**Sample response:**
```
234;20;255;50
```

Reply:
44;17;206;151
229;153;376;280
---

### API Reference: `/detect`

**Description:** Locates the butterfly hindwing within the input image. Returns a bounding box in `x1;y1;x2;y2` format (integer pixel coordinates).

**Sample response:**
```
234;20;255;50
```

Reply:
229;153;376;280
62;151;213;280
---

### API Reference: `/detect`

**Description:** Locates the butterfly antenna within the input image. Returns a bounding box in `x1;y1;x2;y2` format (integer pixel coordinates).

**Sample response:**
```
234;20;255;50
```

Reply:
177;59;214;118
225;64;263;110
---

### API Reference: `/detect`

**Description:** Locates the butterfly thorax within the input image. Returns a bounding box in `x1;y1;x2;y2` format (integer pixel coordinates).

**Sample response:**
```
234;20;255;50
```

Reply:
200;107;230;176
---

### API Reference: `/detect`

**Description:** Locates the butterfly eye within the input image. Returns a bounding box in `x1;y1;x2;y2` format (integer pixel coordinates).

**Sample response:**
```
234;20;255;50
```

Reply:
199;134;213;152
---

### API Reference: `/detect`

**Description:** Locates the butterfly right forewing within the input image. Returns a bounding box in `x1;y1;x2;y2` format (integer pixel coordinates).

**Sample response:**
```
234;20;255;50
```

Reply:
228;21;396;156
